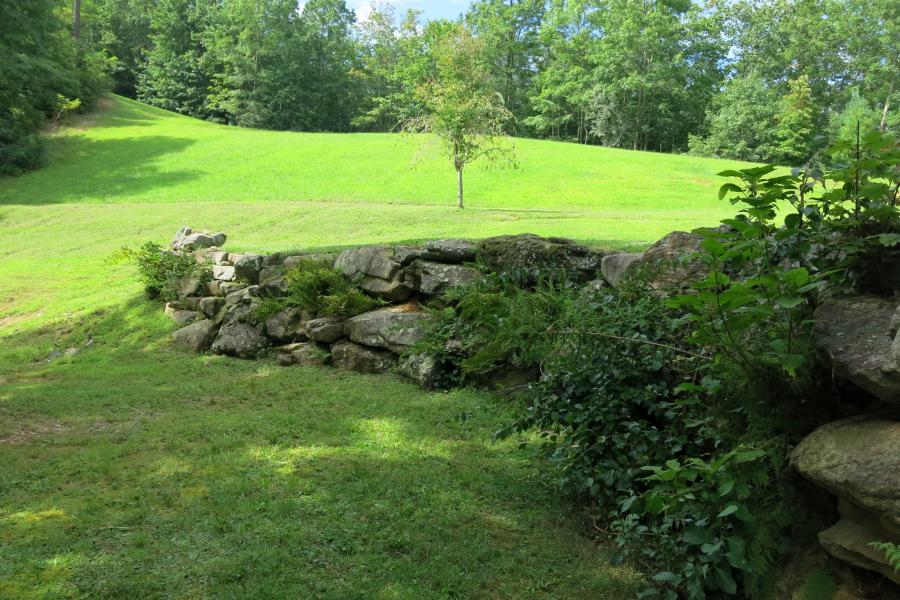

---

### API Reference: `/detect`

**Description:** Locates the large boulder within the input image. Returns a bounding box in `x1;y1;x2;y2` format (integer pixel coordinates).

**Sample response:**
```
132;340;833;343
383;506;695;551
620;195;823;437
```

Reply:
334;246;412;301
406;260;480;296
476;234;602;283
171;319;219;352
197;296;225;320
171;227;227;252
601;253;642;288
213;265;236;282
818;501;900;585
265;307;308;343
345;304;431;353
164;302;199;326
423;239;476;263
814;296;900;404
792;415;900;536
234;254;267;284
331;341;396;374
397;353;445;389
211;321;270;358
639;231;706;293
276;342;330;367
305;317;346;344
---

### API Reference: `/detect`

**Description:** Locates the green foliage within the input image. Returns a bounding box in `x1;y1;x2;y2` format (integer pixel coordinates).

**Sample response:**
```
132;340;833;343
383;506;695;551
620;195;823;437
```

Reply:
869;541;900;572
615;447;789;599
117;241;212;301
774;75;816;165
263;258;385;319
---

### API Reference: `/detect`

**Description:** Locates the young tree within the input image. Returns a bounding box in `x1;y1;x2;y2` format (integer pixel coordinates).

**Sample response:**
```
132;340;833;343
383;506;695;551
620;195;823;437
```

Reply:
406;25;515;209
774;74;816;165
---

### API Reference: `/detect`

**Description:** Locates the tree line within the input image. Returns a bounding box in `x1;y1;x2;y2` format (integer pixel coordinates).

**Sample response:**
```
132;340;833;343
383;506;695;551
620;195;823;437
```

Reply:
2;1;897;176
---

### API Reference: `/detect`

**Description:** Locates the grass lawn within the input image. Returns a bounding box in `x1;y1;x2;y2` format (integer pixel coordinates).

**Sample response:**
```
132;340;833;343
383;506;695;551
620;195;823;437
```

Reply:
0;96;749;598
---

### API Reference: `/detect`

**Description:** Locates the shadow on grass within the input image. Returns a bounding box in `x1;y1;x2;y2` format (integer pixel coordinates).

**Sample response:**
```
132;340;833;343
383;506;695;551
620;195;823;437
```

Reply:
0;298;639;599
0;135;200;206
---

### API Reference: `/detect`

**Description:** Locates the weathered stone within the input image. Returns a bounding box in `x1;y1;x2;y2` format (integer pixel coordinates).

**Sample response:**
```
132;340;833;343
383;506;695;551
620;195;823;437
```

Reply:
814;296;900;403
582;279;609;294
345;304;431;353
819;501;900;585
423;239;476;263
205;280;225;297
276;350;296;367
331;341;396;374
265;308;308;343
183;296;203;310
891;305;900;339
234;254;267;284
210;251;230;265
164;302;199;326
792;414;900;537
640;231;706;292
397;353;444;388
220;281;248;296
282;253;337;270
394;246;425;265
213;265;236;281
359;276;413;302
477;234;602;283
198;296;225;319
334;246;401;281
258;277;289;297
258;266;283;284
225;286;255;306
211;321;270;358
601;253;642;288
290;342;330;367
171;319;219;352
406;260;480;296
305;317;346;344
179;277;202;297
172;227;227;252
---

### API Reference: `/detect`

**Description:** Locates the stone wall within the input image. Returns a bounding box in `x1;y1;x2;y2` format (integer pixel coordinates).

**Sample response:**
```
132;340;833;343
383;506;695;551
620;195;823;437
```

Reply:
162;226;899;583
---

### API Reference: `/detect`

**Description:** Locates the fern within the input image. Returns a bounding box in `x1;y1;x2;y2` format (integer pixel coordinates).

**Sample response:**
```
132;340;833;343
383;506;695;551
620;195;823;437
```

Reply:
870;541;900;572
796;567;837;600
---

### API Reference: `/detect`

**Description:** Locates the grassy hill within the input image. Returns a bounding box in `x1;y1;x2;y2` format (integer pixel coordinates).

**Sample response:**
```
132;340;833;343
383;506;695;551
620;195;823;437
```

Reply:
0;96;751;598
0;95;751;332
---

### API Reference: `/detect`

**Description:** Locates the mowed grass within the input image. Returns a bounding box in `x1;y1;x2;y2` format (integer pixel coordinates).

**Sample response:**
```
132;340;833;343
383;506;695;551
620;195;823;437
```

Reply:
0;96;749;598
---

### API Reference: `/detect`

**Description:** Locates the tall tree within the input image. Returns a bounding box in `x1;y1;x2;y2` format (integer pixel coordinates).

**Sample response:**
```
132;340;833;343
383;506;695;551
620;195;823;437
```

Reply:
406;26;515;208
774;74;816;165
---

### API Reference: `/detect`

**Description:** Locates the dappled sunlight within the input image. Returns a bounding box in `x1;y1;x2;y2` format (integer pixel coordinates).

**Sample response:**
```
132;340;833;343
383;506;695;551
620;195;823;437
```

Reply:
2;508;69;527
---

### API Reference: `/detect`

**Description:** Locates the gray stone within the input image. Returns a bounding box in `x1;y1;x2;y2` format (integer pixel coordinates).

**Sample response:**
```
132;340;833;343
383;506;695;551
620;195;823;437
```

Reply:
265;308;308;343
278;342;330;367
582;279;609;294
225;286;255;306
331;341;396;374
164;302;199;326
179;277;202;297
258;266;284;284
234;253;267;284
407;260;480;296
476;234;602;283
601;253;642;288
345;304;432;353
813;296;900;403
359;276;413;302
213;265;236;281
172;227;227;252
423;239;476;263
397;353;444;388
306;317;346;344
198;297;225;319
394;246;425;265
282;254;337;270
818;502;900;585
890;305;900;339
220;281;248;296
211;321;271;358
335;246;401;281
640;231;706;292
791;414;900;537
182;297;203;310
205;280;225;297
171;319;219;352
258;277;289;297
210;251;230;265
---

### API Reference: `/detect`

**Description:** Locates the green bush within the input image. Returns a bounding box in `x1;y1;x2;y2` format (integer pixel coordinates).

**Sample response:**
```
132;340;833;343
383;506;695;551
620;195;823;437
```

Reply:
259;258;385;319
117;241;212;301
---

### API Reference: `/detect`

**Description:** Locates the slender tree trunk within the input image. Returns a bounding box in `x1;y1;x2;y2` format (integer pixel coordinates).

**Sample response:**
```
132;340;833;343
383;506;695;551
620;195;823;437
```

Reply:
73;0;81;39
881;79;894;133
456;166;464;209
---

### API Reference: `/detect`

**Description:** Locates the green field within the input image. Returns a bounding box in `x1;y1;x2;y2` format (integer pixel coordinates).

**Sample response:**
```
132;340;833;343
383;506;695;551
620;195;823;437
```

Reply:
0;96;750;598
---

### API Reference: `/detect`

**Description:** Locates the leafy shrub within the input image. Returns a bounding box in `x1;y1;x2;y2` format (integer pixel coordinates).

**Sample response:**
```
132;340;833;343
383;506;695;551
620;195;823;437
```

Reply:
117;241;212;301
614;447;791;599
260;258;385;319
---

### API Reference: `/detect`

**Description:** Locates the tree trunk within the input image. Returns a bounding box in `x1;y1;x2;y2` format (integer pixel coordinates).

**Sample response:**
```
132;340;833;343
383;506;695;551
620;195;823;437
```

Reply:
881;79;894;133
456;166;464;209
73;0;81;39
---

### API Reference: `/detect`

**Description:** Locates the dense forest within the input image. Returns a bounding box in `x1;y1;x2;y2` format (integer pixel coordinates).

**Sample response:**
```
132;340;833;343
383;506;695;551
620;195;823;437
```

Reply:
2;0;898;175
